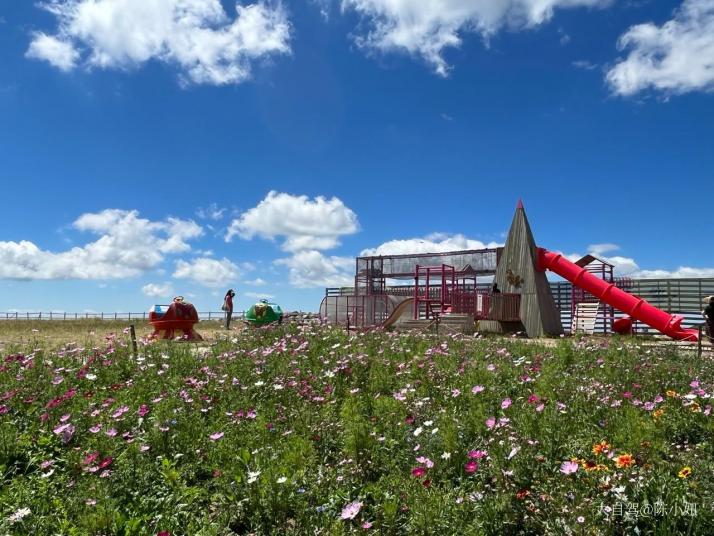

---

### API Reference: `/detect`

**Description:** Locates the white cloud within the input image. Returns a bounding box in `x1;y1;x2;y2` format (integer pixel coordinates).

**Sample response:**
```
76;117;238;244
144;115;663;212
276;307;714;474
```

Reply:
196;203;226;221
142;282;175;298
341;0;612;76
173;257;239;287
563;244;714;279
226;191;359;252
26;32;79;71
27;0;291;86
607;0;714;96
587;243;620;256
572;59;597;70
245;291;275;299
0;209;202;280
275;250;354;288
361;233;502;256
244;277;267;286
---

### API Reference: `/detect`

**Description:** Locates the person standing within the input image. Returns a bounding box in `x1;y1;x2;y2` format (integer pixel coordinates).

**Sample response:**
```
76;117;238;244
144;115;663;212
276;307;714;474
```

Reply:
703;296;714;341
223;289;235;330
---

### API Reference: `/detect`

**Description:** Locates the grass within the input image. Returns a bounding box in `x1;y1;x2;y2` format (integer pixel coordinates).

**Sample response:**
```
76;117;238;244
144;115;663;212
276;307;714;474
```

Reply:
0;321;712;534
0;319;240;347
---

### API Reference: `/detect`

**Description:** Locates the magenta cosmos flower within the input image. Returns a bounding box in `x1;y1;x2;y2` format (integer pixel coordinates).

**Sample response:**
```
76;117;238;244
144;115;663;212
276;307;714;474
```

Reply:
464;461;478;474
340;501;362;520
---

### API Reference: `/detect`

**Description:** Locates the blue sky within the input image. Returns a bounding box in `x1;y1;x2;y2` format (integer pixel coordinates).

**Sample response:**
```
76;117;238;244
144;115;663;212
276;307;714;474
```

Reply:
0;0;713;314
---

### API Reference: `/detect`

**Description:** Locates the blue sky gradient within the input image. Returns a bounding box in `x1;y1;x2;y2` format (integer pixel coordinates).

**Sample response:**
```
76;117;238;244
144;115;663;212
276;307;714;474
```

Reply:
0;0;712;313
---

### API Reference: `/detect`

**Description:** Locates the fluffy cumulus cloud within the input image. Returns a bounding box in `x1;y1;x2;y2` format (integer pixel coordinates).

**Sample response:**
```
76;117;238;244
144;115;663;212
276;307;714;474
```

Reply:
26;33;79;71
26;0;291;85
226;191;359;252
0;209;202;280
361;233;502;256
275;250;354;288
607;0;714;96
173;257;239;287
341;0;612;75
142;282;175;298
564;243;714;279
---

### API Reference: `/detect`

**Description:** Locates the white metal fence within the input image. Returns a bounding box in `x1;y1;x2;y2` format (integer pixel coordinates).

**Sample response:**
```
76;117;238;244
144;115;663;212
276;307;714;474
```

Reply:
0;311;247;321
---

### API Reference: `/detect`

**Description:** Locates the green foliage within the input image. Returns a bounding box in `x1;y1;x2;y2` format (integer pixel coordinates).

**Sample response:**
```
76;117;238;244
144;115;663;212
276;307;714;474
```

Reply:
0;324;712;534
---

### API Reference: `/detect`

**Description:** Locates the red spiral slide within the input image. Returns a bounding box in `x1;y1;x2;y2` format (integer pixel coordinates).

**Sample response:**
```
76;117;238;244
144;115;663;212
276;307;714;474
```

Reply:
536;248;698;342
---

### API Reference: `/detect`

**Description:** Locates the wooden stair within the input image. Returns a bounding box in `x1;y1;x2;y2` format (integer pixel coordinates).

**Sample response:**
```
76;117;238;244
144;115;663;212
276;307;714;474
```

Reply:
572;302;600;335
394;314;475;335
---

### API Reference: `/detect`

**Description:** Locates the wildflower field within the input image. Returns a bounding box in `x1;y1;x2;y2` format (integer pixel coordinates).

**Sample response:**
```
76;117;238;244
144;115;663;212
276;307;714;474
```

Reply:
1;323;713;535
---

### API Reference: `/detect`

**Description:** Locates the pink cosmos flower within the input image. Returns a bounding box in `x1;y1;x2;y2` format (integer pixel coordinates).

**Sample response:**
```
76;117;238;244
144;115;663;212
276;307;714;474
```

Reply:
209;432;224;441
137;405;150;417
416;456;434;468
472;385;485;394
486;417;496;429
501;398;512;409
362;521;373;529
464;461;478;474
53;423;71;434
527;394;540;404
536;403;545;412
560;461;579;474
105;428;117;437
411;467;426;478
60;413;71;422
112;406;129;419
98;456;113;469
82;452;100;466
340;500;362;520
467;450;487;459
89;424;101;433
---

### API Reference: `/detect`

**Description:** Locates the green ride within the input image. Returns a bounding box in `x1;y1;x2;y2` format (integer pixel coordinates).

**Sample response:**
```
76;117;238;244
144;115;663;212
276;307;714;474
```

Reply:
245;299;284;325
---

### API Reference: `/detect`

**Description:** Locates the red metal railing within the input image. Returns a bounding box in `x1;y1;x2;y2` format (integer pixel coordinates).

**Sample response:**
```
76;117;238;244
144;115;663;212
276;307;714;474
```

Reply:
414;264;456;319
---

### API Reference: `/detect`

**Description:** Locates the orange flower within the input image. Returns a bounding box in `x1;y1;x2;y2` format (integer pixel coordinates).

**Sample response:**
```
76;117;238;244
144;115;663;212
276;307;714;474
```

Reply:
615;454;635;469
666;390;678;398
653;409;664;419
592;441;611;456
516;488;530;500
689;402;701;413
678;467;692;479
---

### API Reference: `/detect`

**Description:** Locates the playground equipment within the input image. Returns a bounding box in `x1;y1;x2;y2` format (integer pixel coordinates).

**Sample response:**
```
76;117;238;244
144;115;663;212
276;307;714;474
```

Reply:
148;299;202;340
245;300;284;326
536;248;699;342
321;200;704;342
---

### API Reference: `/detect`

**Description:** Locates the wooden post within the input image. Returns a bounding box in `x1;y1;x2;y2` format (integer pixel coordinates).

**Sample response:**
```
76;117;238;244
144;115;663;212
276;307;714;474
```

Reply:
130;324;138;358
698;325;703;358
